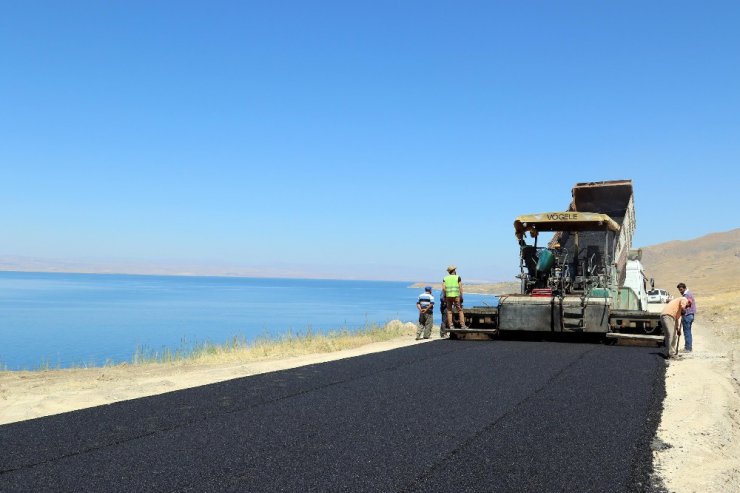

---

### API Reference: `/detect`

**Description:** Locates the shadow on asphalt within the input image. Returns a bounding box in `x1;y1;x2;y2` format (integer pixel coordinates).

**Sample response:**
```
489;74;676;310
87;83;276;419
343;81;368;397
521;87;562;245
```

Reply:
452;330;667;350
452;331;610;345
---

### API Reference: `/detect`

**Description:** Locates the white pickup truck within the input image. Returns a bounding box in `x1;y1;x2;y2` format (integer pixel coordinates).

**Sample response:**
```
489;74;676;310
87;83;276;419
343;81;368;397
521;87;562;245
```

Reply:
647;289;671;303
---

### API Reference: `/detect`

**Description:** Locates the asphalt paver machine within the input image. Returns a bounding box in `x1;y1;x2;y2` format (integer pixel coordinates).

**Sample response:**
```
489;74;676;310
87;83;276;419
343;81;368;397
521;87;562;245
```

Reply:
447;180;662;342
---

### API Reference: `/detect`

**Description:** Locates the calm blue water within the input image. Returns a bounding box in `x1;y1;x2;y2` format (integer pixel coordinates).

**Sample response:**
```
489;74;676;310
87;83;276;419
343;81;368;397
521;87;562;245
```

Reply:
0;271;498;370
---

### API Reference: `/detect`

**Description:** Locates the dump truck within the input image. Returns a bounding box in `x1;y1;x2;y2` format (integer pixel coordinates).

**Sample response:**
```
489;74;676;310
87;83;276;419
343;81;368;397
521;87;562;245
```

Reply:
447;179;663;342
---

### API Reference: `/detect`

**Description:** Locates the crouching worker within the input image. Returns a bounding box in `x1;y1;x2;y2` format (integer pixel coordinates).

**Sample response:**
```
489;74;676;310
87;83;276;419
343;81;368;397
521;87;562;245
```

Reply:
661;296;689;359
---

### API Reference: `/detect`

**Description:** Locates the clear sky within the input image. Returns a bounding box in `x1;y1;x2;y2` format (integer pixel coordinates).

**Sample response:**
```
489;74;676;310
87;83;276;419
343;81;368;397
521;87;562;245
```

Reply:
2;1;739;282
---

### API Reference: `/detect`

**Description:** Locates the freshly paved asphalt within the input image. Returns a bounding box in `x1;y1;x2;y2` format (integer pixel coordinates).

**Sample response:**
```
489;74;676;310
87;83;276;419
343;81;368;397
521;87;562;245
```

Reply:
0;339;666;492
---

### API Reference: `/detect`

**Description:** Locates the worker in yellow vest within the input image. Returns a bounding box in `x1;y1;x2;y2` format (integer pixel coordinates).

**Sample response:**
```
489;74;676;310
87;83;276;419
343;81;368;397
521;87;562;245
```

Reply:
442;265;468;330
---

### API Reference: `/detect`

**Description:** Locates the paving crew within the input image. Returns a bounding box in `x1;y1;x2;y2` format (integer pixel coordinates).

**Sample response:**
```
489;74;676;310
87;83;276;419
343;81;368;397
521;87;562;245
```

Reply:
660;296;690;359
442;266;468;331
416;286;435;340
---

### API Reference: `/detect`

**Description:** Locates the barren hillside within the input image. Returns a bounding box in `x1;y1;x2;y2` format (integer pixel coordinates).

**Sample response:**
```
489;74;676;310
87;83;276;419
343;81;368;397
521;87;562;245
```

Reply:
640;228;740;297
641;228;740;334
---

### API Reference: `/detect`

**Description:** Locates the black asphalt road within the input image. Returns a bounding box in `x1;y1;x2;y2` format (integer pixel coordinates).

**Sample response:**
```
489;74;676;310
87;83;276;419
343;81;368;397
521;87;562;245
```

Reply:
0;340;666;492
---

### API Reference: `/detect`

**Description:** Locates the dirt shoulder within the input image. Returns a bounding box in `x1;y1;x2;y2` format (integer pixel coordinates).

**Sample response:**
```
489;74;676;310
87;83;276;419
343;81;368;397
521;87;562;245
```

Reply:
652;298;740;492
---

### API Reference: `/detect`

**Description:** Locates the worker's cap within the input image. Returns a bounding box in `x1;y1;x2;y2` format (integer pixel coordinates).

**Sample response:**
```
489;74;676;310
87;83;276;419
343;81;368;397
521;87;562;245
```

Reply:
424;286;432;292
446;265;456;273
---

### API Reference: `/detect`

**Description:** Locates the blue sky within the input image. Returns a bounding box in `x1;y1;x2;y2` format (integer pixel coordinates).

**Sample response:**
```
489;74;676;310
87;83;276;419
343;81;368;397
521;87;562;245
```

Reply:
1;1;738;282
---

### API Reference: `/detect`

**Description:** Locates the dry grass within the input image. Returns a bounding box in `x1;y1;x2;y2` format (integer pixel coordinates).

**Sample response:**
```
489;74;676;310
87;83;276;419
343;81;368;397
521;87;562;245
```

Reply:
130;320;417;367
696;291;740;341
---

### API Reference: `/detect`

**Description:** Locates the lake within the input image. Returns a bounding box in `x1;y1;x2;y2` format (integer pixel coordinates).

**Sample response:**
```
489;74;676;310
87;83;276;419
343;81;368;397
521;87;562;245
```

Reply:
0;271;498;370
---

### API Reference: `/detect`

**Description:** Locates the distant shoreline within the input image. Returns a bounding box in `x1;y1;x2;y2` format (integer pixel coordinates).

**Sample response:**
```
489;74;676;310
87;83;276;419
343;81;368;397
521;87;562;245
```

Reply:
0;269;410;284
409;281;519;295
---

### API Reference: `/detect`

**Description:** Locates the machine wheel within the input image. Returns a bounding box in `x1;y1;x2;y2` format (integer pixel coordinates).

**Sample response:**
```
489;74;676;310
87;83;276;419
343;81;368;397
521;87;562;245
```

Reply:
643;322;659;335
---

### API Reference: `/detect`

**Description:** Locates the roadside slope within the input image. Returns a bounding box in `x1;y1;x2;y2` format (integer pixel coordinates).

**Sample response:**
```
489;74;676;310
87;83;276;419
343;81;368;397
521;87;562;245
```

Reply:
642;229;740;493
